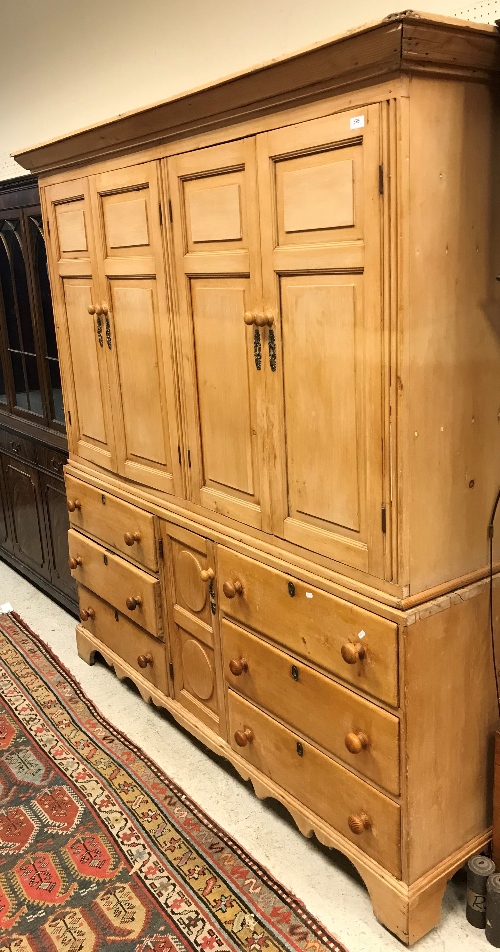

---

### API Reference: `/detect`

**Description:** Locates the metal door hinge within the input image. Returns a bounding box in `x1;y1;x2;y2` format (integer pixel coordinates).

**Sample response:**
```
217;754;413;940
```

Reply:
177;445;182;465
379;165;384;196
158;538;164;560
169;661;174;680
159;202;163;226
187;449;191;468
46;219;51;237
68;410;72;425
168;199;173;224
382;506;387;533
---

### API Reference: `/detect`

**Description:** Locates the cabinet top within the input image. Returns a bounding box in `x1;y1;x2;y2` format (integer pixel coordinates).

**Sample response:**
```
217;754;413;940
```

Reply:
13;10;500;175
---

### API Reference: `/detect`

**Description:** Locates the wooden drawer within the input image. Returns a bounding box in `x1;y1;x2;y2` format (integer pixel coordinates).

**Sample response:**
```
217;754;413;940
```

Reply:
222;619;400;795
36;444;66;477
218;548;398;706
78;585;168;695
68;529;163;637
228;691;401;877
0;430;36;463
65;474;158;571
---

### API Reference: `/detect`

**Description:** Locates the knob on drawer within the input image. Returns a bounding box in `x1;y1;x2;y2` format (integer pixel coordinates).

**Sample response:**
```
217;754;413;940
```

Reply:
124;530;141;546
348;812;371;835
137;653;153;668
345;731;369;754
126;595;142;611
80;607;95;621
68;556;82;570
234;728;253;747
223;580;243;599
229;657;248;676
341;642;366;665
200;567;215;582
67;499;81;512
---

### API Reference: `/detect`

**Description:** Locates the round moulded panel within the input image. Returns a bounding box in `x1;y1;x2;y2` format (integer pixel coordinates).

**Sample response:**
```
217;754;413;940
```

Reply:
175;550;207;613
182;639;214;701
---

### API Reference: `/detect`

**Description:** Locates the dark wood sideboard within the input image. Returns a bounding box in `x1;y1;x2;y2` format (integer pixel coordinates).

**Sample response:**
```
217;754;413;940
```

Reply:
0;175;77;614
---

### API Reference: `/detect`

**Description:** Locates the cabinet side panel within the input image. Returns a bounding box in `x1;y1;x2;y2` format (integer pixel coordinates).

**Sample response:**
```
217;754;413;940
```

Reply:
405;581;499;882
407;77;500;594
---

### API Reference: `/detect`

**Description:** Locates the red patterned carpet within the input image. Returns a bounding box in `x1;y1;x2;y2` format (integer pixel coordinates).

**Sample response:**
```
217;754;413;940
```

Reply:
0;612;348;952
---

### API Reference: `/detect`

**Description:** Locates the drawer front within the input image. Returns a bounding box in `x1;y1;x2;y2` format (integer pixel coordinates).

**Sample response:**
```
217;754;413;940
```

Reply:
0;430;36;463
228;692;401;877
78;586;168;695
218;548;398;706
69;529;163;637
222;620;400;795
66;474;158;571
36;444;67;477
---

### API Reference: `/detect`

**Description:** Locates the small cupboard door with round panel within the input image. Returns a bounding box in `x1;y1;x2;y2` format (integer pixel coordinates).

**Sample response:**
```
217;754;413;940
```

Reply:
90;163;182;496
44;178;116;471
257;106;387;578
167;140;270;531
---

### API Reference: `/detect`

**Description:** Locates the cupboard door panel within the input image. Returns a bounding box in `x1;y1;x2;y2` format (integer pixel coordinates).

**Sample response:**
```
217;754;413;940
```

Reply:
3;457;49;578
92;163;182;496
167;140;270;531
257;106;386;577
0;451;12;552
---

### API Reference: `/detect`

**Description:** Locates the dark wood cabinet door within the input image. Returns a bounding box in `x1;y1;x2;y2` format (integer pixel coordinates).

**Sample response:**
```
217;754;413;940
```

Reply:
39;472;76;600
0;452;12;552
2;455;50;579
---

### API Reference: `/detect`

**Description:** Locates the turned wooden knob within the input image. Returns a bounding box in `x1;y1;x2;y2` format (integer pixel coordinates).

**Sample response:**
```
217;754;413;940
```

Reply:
137;652;153;668
345;731;370;754
264;309;275;326
229;657;248;676
234;728;253;747
200;567;215;582
68;556;82;570
348;812;371;835
244;311;256;325
126;595;142;611
124;530;141;546
223;579;243;599
254;312;268;327
80;607;95;621
101;303;109;315
87;305;96;315
67;498;81;512
341;642;366;664
94;304;103;316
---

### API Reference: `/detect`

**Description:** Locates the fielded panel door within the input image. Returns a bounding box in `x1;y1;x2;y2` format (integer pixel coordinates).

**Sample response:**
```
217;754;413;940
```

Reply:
257;106;386;577
44;179;116;471
90;162;182;496
167;139;271;532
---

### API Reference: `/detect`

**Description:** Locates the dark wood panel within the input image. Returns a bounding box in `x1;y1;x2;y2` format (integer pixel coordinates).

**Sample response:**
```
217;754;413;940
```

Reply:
0;452;12;552
39;471;76;600
2;455;50;580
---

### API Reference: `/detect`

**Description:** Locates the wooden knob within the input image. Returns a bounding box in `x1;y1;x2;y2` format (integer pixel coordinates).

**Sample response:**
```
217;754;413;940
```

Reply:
223;579;243;599
67;499;81;512
244;311;256;325
87;305;96;315
200;567;215;582
345;731;370;754
94;305;103;316
348;812;371;835
254;312;268;328
137;653;153;668
234;728;253;747
80;607;95;622
264;309;275;327
101;304;109;315
341;642;366;664
124;531;141;546
68;556;82;570
126;595;142;611
229;658;248;676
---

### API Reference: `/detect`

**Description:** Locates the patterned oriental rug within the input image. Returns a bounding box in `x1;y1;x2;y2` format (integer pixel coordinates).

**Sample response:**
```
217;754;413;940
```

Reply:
0;612;348;952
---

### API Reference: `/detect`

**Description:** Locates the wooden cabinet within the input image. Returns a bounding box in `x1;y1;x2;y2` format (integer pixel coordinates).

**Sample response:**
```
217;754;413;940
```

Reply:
17;12;500;945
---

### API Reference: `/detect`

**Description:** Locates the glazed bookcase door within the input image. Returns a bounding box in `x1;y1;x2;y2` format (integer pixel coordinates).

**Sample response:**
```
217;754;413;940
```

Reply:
167;140;270;532
44;178;116;471
257;105;387;578
90;163;182;496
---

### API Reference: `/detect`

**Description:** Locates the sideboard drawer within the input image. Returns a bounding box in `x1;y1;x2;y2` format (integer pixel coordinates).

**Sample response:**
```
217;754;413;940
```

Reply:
222;619;400;795
0;430;36;462
218;548;398;706
36;444;66;477
65;474;158;571
228;691;401;877
77;585;168;695
68;529;163;637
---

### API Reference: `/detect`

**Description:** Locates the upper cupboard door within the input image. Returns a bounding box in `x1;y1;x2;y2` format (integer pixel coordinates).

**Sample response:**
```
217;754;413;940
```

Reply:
167;140;270;531
91;163;182;496
257;106;387;578
44;179;116;471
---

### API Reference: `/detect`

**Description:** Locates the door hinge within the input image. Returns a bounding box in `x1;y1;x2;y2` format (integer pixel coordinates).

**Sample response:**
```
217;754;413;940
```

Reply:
46;219;51;237
67;410;71;425
159;202;163;226
168;199;173;224
169;661;174;680
382;505;387;534
177;445;182;465
187;449;191;468
158;538;164;560
379;165;384;196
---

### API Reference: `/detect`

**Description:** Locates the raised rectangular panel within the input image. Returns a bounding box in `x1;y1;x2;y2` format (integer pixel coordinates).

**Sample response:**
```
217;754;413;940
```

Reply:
104;196;149;249
56;205;88;253
188;183;242;243
282;159;354;233
64;281;107;444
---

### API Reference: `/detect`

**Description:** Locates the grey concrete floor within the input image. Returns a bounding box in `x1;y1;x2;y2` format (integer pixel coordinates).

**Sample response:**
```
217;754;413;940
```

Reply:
0;559;490;952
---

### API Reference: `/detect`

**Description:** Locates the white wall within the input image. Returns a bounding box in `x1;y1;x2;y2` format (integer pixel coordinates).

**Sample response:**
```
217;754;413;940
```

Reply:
1;0;498;180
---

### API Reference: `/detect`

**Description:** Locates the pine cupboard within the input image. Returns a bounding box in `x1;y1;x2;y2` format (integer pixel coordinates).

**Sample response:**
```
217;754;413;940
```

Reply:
15;12;500;944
